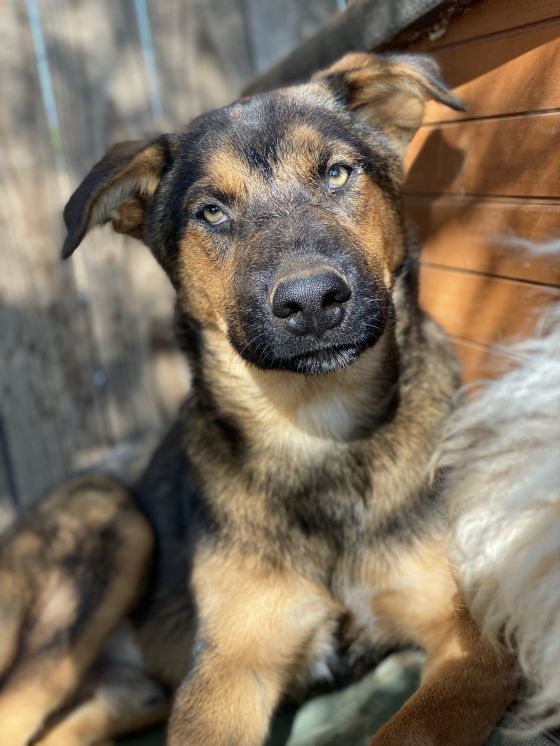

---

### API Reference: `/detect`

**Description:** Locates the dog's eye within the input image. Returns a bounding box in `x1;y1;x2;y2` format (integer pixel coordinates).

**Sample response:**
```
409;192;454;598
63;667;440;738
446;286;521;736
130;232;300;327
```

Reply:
200;205;228;225
327;164;351;189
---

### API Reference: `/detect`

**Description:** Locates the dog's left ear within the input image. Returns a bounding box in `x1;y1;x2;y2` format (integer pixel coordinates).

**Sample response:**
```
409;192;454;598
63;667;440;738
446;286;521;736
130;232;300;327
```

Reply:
61;134;176;259
315;52;464;155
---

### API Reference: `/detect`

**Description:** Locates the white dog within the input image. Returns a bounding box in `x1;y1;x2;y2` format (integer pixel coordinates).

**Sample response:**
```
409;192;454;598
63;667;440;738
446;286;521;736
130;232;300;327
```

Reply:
439;308;560;730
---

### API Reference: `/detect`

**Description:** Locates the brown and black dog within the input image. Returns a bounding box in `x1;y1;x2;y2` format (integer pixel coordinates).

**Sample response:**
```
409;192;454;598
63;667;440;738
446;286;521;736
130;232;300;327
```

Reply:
0;53;516;745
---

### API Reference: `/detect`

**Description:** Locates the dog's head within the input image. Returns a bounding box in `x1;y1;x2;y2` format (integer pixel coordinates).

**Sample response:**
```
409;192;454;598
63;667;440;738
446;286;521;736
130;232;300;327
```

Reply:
62;53;462;375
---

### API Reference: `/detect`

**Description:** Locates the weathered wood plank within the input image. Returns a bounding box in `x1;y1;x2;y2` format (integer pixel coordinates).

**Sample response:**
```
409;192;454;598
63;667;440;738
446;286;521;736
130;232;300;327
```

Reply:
243;0;339;77
452;336;517;383
148;0;254;125
419;265;560;346
414;0;560;50
41;0;180;447
422;18;560;123
0;1;112;505
405;112;560;199
406;196;560;284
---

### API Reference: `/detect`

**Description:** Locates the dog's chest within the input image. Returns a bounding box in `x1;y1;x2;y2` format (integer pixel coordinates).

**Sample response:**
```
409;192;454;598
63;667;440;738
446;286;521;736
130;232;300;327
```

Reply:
258;433;377;538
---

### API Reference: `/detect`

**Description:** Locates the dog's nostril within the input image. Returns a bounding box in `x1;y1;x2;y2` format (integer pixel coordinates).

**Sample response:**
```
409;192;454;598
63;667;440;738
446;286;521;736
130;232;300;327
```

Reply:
322;290;337;308
322;285;351;308
274;300;303;319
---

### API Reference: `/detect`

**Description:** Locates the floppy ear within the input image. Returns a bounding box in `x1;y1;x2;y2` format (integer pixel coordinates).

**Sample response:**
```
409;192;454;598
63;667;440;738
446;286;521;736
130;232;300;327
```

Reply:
61;135;174;259
315;52;464;155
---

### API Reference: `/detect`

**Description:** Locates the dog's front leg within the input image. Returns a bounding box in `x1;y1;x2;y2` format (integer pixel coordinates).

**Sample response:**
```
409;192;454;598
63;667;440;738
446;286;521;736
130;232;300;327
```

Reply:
371;599;516;746
168;550;339;746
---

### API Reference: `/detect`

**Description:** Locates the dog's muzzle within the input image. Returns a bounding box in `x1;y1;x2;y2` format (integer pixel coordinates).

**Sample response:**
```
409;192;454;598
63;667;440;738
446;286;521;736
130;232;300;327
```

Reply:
228;214;391;374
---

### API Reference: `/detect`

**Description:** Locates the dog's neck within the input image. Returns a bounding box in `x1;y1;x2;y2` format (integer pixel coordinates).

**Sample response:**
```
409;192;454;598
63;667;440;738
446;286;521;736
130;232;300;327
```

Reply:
193;327;399;444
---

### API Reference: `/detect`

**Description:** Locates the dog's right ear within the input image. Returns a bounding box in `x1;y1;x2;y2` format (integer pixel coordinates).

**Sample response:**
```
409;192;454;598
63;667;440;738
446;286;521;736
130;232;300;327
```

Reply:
62;135;175;259
314;53;464;156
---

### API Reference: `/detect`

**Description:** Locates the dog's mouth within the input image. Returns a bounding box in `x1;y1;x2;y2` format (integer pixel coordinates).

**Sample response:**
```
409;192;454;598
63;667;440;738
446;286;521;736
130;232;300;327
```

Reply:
242;324;385;375
277;343;365;375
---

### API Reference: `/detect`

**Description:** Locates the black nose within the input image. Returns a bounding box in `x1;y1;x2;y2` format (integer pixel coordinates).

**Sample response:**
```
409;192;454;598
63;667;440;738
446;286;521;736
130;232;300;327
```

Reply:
271;269;351;337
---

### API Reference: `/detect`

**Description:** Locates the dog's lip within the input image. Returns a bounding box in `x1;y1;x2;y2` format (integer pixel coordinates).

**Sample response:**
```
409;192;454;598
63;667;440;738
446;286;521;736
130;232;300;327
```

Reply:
282;322;385;363
272;339;373;373
282;342;361;363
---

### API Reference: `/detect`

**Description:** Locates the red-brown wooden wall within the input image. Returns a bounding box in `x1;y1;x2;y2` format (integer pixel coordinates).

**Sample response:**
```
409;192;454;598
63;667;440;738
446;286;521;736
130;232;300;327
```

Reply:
404;0;560;381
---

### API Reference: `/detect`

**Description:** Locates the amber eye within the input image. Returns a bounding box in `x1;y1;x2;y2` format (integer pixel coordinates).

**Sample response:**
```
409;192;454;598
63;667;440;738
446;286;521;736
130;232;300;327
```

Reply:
200;204;227;225
327;164;351;189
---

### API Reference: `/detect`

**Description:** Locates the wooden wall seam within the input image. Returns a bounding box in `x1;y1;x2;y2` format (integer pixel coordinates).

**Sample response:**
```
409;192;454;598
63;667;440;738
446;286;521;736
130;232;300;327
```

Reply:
413;0;560;50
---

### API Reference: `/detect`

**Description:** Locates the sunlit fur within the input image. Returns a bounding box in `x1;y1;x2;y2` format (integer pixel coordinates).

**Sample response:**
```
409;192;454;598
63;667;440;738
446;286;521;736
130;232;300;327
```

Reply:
440;307;560;730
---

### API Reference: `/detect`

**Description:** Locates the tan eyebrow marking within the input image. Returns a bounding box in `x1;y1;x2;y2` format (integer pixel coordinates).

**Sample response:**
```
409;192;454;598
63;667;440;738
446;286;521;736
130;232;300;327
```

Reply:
274;123;325;182
205;148;255;199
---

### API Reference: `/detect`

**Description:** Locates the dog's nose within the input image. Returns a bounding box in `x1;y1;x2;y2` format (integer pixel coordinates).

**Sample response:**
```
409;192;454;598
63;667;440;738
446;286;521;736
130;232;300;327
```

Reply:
271;269;351;337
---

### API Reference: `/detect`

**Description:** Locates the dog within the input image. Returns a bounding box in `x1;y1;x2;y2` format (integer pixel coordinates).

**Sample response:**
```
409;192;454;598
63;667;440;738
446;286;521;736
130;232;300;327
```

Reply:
440;307;560;733
0;52;516;745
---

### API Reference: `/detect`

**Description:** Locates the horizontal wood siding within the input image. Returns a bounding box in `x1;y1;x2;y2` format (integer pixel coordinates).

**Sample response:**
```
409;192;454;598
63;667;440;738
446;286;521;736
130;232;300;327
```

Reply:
451;337;517;383
406;113;560;198
405;0;560;383
416;0;560;48
406;197;560;284
419;265;560;345
421;18;560;123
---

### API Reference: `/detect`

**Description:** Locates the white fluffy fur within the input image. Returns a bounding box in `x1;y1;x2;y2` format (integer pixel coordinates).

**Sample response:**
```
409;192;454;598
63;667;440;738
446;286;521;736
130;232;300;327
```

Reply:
439;308;560;728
